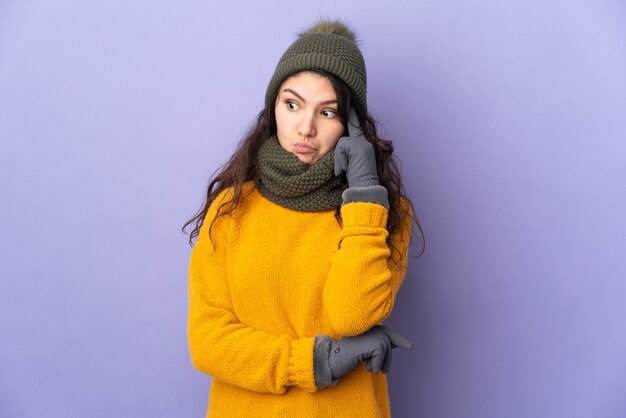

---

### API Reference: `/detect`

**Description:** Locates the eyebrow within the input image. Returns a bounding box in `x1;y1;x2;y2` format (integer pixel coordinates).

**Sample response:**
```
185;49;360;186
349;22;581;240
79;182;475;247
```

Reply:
281;88;338;105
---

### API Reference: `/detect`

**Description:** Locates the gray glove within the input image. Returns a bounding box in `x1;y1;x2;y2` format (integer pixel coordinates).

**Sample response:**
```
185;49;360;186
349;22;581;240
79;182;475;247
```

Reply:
334;108;389;209
314;325;414;388
334;108;379;187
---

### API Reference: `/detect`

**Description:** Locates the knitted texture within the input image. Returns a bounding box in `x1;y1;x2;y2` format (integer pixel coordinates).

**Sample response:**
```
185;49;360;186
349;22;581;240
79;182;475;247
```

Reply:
187;182;413;417
265;19;368;112
256;135;343;211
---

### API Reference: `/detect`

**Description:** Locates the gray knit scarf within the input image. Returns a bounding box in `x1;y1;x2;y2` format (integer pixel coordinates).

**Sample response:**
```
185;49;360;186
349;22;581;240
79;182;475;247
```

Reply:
255;135;343;211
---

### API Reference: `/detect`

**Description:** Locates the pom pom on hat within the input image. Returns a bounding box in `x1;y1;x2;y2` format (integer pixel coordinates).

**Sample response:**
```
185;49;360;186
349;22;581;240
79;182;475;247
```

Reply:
298;18;359;44
265;18;368;112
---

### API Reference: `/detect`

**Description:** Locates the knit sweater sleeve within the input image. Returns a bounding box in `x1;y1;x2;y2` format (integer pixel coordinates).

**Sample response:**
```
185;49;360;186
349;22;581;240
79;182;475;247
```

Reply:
323;198;413;336
187;189;318;394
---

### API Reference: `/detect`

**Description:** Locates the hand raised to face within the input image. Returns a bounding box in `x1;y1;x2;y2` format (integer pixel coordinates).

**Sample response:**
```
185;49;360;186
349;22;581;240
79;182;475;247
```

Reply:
334;107;380;187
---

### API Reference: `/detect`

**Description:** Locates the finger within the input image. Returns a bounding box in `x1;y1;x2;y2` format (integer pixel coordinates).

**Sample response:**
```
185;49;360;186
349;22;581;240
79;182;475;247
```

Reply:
365;357;372;373
382;340;393;374
372;352;384;374
347;107;363;138
372;336;390;373
380;326;414;350
334;140;350;176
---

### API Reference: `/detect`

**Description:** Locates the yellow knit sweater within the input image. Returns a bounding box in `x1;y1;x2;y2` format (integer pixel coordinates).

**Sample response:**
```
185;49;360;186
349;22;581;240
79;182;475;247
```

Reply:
188;181;412;417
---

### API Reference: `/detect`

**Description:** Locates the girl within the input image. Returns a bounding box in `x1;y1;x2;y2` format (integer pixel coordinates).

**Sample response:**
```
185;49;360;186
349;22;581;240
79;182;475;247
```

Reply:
183;18;423;418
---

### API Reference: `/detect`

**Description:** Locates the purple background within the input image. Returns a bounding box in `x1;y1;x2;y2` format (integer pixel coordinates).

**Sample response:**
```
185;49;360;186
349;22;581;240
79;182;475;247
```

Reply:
1;1;625;417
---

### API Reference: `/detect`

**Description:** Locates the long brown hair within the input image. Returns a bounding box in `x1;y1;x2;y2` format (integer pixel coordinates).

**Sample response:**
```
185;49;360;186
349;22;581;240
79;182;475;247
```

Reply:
182;70;425;262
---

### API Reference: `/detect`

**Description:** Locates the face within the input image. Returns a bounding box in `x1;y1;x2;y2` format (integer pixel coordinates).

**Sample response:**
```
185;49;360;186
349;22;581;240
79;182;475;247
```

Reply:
274;71;345;165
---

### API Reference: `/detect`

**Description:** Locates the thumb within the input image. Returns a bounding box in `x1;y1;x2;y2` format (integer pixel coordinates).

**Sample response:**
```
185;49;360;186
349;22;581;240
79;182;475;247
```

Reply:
334;139;349;176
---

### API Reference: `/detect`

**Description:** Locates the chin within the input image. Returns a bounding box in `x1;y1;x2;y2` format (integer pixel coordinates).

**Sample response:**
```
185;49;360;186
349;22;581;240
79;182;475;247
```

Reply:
294;153;318;165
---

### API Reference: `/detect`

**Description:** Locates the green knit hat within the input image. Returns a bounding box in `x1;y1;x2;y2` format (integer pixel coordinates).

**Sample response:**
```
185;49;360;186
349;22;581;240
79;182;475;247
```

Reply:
265;18;368;113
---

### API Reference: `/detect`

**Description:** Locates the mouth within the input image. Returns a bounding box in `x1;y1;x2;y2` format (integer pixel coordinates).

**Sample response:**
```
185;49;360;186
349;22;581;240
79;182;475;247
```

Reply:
293;142;316;154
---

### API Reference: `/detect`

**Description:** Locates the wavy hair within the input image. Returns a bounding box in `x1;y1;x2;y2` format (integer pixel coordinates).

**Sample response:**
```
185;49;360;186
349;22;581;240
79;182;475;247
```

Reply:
182;70;425;264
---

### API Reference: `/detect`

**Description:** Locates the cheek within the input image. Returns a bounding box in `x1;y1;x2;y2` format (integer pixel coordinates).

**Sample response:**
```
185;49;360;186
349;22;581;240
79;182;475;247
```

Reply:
275;107;291;133
274;108;291;150
324;138;339;152
324;124;345;149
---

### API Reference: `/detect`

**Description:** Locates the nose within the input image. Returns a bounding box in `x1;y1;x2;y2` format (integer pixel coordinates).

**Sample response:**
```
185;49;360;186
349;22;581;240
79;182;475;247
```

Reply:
297;111;316;138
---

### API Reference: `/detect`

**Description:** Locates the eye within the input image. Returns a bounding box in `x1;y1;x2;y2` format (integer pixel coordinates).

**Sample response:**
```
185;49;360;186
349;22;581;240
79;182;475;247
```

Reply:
321;109;337;118
286;100;299;111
